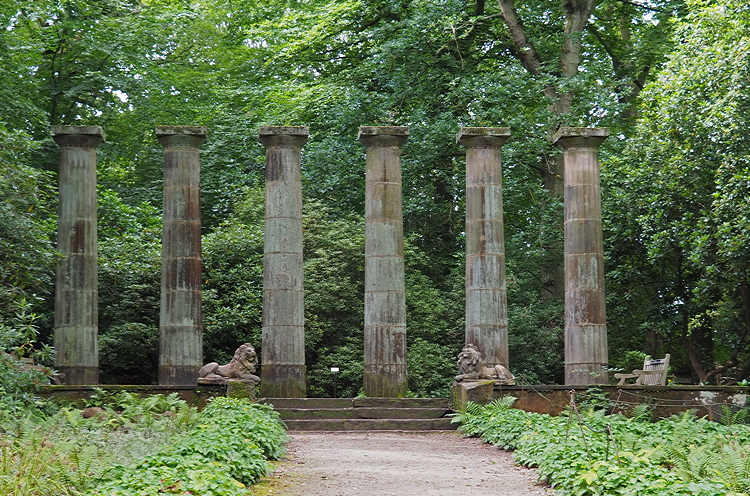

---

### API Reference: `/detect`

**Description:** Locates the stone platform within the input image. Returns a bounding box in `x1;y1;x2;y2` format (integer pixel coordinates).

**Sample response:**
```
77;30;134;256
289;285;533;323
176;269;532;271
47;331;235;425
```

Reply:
451;381;749;420
261;397;456;431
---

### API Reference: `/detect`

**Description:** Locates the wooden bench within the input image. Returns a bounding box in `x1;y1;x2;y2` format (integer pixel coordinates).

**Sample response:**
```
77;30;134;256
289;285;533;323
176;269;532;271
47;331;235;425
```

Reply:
614;354;670;386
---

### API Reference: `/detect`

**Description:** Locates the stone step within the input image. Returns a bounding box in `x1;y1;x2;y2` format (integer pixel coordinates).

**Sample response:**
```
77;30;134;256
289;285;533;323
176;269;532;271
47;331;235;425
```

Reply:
278;407;450;420
262;397;451;409
282;418;457;431
262;397;456;431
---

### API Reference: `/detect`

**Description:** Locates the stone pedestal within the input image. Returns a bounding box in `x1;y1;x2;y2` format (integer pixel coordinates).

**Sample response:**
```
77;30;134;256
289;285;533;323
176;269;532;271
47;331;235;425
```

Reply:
259;126;308;398
552;127;609;385
457;128;511;368
156;126;206;386
450;380;495;411
52;125;105;385
359;126;409;397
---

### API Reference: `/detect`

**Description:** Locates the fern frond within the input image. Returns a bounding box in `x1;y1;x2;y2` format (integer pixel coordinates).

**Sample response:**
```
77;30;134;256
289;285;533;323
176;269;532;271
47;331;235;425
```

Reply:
629;404;653;422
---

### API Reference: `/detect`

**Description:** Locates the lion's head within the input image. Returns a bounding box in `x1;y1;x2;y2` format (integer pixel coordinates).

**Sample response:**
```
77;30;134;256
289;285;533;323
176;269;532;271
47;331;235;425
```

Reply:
233;343;257;373
457;344;482;375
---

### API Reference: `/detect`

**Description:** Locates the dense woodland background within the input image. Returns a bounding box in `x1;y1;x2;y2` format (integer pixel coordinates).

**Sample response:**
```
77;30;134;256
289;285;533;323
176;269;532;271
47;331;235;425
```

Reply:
1;0;749;395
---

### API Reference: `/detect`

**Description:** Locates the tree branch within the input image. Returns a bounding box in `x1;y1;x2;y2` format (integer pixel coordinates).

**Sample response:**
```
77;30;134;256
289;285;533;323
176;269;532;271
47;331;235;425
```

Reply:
495;0;544;76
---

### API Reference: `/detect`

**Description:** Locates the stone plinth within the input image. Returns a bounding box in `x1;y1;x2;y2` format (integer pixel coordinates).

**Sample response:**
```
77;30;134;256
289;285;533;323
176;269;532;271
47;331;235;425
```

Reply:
450;380;495;412
359;126;409;397
52;125;105;385
552;127;609;385
259;126;308;398
457;128;511;368
156;126;206;386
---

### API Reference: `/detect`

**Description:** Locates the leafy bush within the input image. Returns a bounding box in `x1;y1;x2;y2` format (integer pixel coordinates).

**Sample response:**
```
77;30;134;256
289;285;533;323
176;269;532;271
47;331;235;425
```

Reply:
89;397;287;496
406;337;455;398
0;300;57;418
1;393;287;496
453;398;750;495
0;393;200;496
0;138;57;328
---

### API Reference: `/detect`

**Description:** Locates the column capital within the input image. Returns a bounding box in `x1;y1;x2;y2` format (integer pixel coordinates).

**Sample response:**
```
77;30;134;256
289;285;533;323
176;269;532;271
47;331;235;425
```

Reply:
358;126;409;148
259;126;309;149
155;126;207;148
552;127;609;150
51;125;106;148
457;127;511;148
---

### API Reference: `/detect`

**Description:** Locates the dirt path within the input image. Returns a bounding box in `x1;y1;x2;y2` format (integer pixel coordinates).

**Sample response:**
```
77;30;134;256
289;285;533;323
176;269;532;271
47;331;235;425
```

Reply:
254;432;553;496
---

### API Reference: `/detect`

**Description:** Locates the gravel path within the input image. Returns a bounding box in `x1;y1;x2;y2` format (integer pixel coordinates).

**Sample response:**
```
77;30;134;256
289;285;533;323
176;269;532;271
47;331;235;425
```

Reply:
254;431;553;496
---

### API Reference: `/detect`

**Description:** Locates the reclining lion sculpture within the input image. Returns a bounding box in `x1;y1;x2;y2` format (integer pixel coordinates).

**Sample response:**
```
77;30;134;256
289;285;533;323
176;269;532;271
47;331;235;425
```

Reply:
455;344;516;384
197;343;261;386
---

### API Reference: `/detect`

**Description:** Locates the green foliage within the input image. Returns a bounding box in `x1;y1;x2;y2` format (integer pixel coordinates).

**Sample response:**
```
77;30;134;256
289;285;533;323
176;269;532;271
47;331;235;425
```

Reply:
1;0;743;389
0;300;57;418
90;397;286;496
603;0;750;383
0;394;200;495
406;338;456;398
1;395;286;496
0;129;57;328
202;206;264;365
454;399;750;495
97;189;162;384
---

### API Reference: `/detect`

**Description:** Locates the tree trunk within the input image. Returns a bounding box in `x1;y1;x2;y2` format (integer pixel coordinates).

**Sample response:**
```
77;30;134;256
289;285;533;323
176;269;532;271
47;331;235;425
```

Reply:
497;0;596;298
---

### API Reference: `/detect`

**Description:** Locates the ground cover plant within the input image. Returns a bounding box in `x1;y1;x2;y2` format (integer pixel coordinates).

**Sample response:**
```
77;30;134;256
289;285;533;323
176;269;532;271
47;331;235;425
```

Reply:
0;393;287;496
453;397;750;495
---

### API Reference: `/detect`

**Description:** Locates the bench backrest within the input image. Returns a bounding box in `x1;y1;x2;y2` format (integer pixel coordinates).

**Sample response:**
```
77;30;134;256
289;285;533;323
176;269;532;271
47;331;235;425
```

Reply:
640;354;670;385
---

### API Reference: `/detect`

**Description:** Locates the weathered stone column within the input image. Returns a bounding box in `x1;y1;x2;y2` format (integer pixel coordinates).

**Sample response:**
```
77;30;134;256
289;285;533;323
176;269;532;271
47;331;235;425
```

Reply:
359;126;409;397
259;126;308;398
552;127;609;385
457;127;511;368
52;125;105;385
156;126;206;386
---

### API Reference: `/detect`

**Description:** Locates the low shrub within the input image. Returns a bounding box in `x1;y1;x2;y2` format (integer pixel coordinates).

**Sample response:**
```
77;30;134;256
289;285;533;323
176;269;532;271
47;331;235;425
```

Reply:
0;299;58;420
452;397;750;495
1;394;287;496
89;397;287;496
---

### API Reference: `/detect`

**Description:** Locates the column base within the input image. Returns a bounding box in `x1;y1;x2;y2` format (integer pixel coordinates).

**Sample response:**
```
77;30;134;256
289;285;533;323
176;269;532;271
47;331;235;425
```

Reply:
57;366;99;385
159;364;201;386
260;364;306;398
364;364;408;397
565;363;609;385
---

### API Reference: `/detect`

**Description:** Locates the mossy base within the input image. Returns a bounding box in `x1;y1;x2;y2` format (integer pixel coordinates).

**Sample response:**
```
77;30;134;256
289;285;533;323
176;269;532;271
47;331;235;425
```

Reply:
226;380;257;401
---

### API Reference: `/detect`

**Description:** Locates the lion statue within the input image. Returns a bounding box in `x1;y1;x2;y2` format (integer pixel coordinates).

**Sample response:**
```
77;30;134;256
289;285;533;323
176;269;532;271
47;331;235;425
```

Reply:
455;344;516;384
197;343;261;386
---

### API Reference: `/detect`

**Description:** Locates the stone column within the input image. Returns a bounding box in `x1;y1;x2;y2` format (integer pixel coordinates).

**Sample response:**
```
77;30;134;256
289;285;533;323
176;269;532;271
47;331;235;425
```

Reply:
552;127;609;385
156;126;206;386
52;125;105;385
259;126;308;398
457;127;511;368
359;126;409;397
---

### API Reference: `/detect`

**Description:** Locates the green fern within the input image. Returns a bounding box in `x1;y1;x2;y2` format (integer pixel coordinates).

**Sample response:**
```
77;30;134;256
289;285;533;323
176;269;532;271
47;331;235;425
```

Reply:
714;443;750;493
721;404;750;427
629;403;653;422
487;396;517;411
660;441;723;482
54;444;113;494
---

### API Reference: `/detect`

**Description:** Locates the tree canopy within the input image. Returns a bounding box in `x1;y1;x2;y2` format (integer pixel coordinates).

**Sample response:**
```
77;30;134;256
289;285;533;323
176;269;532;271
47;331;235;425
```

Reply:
1;0;748;391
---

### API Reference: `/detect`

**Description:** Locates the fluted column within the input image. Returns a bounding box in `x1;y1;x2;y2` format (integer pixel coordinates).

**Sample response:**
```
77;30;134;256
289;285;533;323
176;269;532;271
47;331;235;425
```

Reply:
156;126;206;386
457;127;511;368
552;127;609;385
52;125;105;385
259;126;308;398
359;126;409;397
